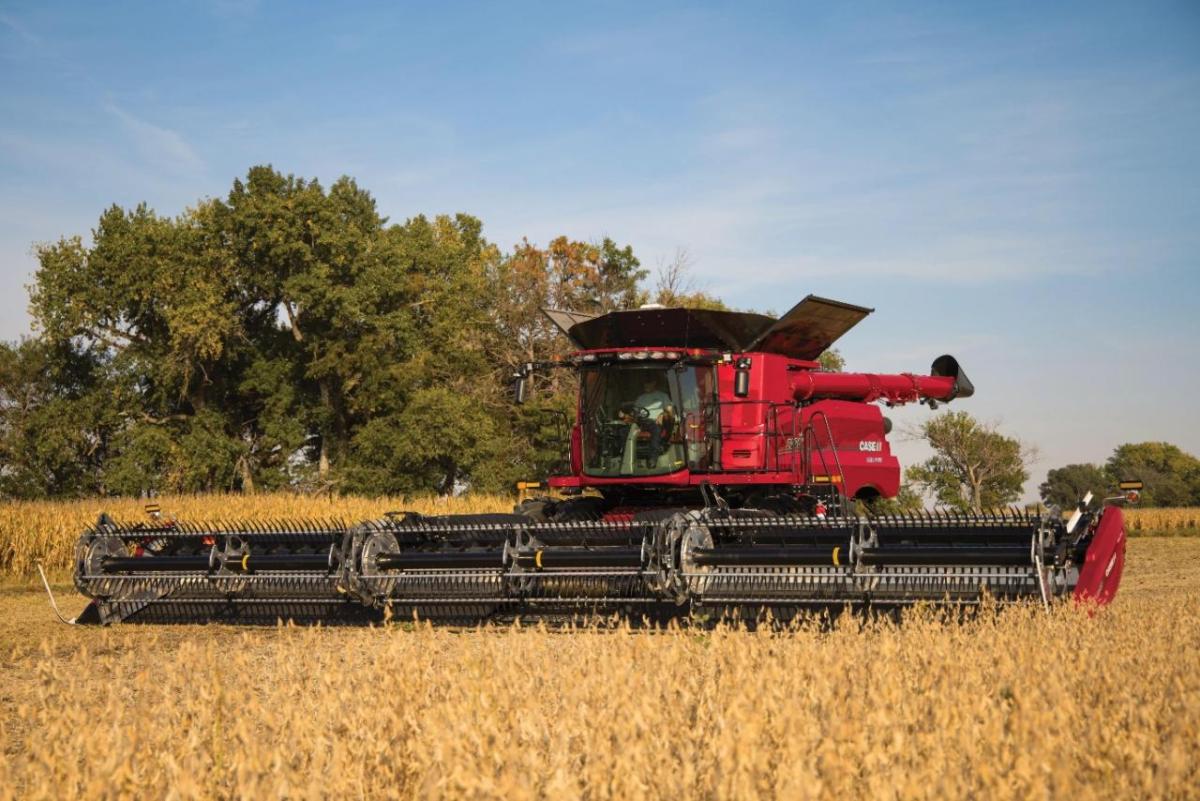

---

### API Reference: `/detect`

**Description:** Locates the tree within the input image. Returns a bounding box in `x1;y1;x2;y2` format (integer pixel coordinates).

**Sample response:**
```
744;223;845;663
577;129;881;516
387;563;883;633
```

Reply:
24;167;411;494
544;236;647;314
860;480;923;514
29;202;256;494
906;412;1032;512
1039;463;1108;509
0;339;118;498
482;234;648;489
18;165;662;498
817;350;845;372
216;167;394;484
1105;442;1200;507
340;213;508;495
651;248;727;310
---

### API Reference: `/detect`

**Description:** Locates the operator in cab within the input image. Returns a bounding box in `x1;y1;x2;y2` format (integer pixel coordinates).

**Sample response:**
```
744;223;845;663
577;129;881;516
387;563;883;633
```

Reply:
618;374;676;467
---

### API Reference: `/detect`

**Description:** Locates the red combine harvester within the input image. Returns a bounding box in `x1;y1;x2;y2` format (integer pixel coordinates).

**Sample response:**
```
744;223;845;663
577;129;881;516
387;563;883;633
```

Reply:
67;296;1133;624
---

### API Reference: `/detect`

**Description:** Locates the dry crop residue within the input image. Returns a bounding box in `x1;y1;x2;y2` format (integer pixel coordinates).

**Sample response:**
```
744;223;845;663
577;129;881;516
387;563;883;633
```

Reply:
0;537;1197;800
1125;506;1200;536
0;492;520;577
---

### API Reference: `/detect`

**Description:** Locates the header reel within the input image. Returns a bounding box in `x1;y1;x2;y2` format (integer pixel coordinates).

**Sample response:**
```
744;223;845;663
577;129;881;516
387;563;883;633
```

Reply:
60;482;1138;625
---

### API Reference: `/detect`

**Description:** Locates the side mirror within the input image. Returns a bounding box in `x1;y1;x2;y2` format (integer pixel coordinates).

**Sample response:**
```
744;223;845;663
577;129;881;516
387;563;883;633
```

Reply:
734;369;750;397
733;356;751;398
513;373;527;405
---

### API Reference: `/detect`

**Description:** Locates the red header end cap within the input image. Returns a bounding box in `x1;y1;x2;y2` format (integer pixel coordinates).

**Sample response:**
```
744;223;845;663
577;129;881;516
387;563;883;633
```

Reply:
1073;507;1126;607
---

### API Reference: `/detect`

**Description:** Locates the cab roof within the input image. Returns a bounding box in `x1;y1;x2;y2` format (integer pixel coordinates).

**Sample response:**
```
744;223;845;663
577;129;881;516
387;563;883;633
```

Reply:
544;295;872;361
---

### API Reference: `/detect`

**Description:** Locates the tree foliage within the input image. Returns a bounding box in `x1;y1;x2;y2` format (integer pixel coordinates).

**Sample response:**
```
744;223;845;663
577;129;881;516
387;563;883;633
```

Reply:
3;166;667;498
0;339;115;497
1038;443;1200;510
860;481;922;515
1104;442;1200;507
1039;463;1109;509
906;412;1031;512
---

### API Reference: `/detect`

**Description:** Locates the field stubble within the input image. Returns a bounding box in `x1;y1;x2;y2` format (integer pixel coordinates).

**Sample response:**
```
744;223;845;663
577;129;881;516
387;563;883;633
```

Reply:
1;493;513;578
0;497;1198;800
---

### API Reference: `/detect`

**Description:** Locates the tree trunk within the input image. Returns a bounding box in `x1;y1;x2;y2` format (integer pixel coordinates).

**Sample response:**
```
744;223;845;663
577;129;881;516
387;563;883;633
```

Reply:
967;464;982;513
316;378;346;478
237;455;256;494
283;300;304;343
969;477;983;513
438;460;458;496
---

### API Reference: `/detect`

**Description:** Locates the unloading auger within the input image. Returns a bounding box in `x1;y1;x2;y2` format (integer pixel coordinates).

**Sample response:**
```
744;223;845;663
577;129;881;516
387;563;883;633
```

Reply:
67;296;1134;624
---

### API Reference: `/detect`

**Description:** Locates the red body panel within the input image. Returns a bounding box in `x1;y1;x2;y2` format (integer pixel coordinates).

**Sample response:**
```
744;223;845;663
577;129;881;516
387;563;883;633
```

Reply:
552;347;961;501
1073;507;1126;606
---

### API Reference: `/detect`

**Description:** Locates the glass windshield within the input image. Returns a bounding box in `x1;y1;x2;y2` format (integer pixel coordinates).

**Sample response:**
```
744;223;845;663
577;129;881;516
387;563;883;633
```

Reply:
580;364;717;477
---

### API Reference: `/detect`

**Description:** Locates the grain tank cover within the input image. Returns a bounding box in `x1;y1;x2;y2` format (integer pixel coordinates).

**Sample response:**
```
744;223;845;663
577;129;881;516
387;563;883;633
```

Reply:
542;308;601;349
744;295;873;360
557;295;871;357
564;307;775;352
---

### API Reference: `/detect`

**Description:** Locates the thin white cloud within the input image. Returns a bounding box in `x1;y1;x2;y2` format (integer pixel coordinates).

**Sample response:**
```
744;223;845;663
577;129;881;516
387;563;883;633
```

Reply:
105;104;205;175
0;13;43;46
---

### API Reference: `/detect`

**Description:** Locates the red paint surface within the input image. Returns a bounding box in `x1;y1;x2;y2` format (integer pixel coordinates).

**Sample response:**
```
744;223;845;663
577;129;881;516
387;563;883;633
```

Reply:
551;347;964;500
1073;507;1126;607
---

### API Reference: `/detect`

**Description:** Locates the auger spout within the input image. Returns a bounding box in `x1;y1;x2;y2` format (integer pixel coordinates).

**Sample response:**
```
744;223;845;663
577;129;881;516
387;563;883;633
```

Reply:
790;355;972;405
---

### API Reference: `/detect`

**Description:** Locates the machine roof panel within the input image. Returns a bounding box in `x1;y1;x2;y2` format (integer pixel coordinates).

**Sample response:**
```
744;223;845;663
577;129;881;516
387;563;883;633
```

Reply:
557;295;872;359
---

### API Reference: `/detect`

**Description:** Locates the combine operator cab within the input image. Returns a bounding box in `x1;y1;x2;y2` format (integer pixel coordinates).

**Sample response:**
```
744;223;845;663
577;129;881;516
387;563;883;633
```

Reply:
65;295;1132;625
580;362;716;477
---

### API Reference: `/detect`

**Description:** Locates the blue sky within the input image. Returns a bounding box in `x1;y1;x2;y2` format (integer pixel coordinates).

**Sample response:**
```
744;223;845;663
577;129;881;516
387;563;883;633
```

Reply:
1;1;1198;499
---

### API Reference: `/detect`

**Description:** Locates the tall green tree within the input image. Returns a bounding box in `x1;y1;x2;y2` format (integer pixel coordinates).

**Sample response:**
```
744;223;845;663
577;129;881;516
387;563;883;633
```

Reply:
0;339;117;498
1039;463;1108;509
216;167;393;485
906;412;1031;512
29;202;256;493
341;213;507;495
546;235;648;314
1105;442;1200;507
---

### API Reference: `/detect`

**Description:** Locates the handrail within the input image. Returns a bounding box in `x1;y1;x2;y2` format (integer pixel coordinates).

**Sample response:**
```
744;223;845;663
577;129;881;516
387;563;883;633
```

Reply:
800;409;847;494
718;399;792;470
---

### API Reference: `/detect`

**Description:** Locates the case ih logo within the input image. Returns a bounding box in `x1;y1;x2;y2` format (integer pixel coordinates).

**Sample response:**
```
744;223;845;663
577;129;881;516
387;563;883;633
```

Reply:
858;440;883;452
